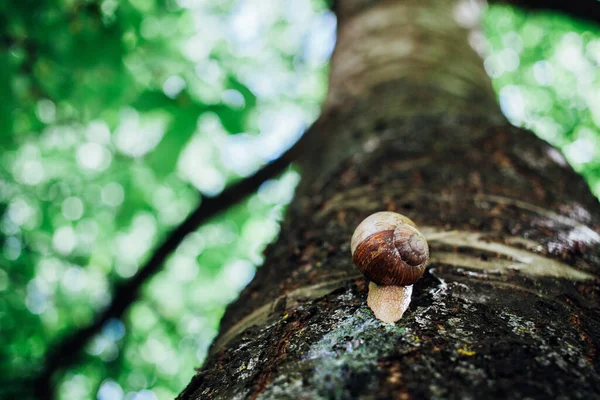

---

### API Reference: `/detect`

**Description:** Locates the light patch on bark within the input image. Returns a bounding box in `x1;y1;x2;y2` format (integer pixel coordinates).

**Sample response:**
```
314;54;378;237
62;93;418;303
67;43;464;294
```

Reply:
422;228;595;281
546;147;569;167
480;194;600;244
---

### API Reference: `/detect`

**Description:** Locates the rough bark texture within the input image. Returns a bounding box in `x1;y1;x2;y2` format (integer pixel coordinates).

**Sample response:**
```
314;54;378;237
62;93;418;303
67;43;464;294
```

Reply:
179;1;600;399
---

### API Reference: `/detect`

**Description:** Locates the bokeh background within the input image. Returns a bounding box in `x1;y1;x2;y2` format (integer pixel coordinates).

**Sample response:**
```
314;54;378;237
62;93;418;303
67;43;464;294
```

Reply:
1;1;599;399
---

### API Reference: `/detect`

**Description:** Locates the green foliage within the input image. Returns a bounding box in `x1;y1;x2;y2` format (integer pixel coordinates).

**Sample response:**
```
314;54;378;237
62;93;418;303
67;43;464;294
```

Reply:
483;5;600;196
0;0;329;398
0;1;598;399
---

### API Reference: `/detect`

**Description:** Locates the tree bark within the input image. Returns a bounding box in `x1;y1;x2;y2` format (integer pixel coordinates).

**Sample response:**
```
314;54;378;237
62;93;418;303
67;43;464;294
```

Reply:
179;1;600;399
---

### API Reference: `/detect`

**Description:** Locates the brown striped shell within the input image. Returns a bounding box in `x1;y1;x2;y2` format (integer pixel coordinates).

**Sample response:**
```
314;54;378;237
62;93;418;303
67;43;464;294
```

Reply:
350;212;429;286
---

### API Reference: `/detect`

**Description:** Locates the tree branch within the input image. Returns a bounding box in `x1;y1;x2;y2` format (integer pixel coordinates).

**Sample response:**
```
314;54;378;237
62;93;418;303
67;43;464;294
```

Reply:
492;0;600;26
33;129;312;399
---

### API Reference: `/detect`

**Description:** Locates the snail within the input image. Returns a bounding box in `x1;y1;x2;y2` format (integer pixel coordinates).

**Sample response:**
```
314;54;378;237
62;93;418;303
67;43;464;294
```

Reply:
350;211;429;323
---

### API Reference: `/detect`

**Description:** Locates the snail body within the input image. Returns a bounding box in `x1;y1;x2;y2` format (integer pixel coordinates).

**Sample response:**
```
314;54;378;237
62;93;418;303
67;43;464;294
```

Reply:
350;211;429;323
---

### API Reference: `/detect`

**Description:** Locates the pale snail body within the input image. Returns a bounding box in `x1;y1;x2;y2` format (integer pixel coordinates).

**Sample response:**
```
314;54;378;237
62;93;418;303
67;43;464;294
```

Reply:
367;282;412;323
350;211;430;323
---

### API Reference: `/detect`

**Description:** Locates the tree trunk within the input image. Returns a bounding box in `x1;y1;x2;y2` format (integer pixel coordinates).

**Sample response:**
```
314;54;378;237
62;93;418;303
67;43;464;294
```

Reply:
179;1;600;399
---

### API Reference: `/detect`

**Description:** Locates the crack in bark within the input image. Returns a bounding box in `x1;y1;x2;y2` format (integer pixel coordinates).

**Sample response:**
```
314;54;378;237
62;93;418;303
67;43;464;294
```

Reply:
247;319;304;400
422;229;595;280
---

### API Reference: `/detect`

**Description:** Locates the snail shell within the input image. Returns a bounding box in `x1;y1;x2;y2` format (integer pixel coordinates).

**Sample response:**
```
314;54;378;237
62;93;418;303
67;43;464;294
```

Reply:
350;211;429;286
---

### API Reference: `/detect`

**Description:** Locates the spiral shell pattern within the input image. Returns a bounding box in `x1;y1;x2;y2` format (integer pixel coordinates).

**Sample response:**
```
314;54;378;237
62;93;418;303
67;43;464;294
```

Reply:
351;212;429;286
